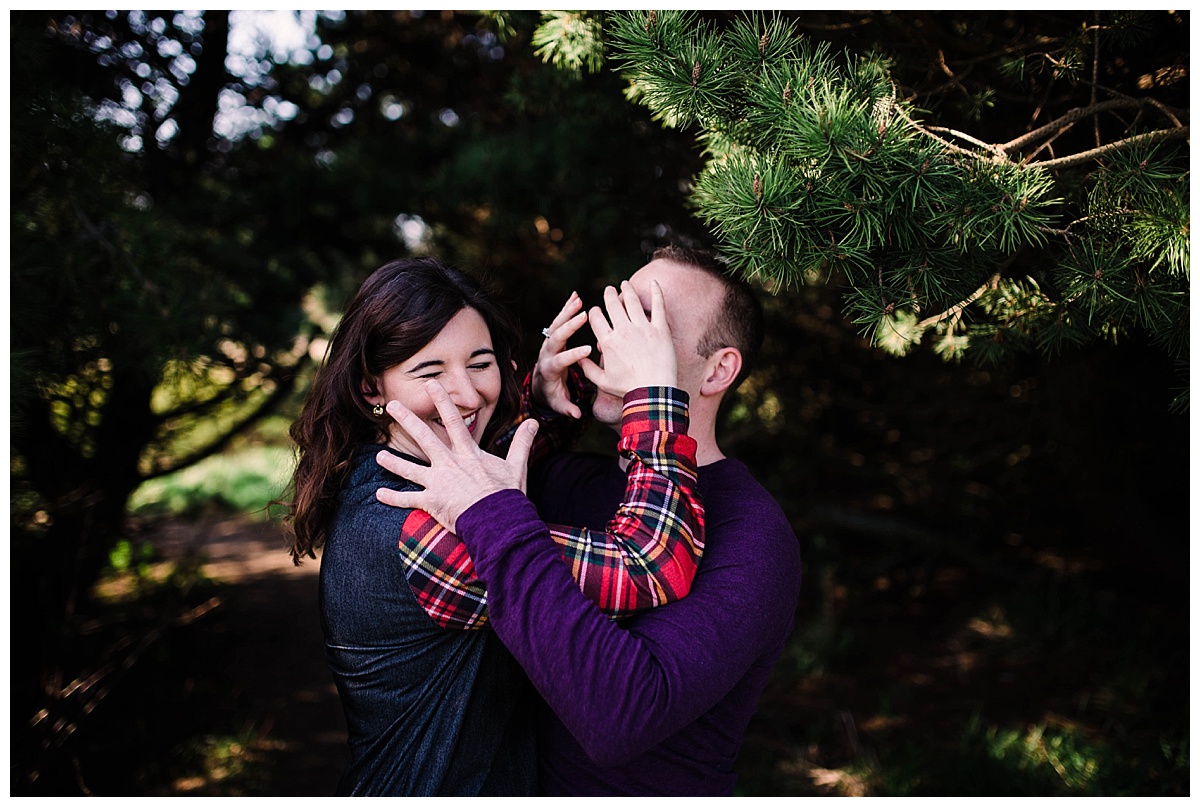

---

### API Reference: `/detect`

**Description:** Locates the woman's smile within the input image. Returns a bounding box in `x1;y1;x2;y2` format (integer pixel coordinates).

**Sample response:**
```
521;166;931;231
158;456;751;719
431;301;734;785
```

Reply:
433;410;479;433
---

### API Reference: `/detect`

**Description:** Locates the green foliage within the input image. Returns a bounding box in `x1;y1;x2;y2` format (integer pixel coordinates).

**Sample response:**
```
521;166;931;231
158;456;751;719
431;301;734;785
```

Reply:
874;310;923;357
603;10;1189;403
846;711;1188;796
531;11;606;75
108;538;156;577
961;719;1111;794
129;446;295;520
167;726;280;796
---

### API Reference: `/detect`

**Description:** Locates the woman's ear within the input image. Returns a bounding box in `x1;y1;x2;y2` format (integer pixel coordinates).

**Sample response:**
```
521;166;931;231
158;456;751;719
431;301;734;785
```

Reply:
361;377;380;405
511;359;518;373
699;348;742;397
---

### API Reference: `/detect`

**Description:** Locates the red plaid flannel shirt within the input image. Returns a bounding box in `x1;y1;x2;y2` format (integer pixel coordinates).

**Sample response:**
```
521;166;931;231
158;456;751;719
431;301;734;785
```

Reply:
396;374;704;630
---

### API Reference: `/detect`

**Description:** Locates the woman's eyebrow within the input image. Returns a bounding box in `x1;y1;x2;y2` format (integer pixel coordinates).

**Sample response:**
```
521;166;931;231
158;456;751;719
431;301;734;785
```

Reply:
406;348;495;374
406;359;444;374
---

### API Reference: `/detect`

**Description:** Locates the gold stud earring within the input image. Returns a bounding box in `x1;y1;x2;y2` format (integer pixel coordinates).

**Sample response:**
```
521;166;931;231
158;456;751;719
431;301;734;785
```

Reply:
372;403;385;417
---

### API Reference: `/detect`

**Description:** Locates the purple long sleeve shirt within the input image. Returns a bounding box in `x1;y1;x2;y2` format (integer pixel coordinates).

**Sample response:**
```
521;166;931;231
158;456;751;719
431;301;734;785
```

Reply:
456;453;802;795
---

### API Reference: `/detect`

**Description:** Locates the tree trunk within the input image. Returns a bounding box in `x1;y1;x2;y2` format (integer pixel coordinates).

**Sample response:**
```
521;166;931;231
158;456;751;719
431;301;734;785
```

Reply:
13;364;157;663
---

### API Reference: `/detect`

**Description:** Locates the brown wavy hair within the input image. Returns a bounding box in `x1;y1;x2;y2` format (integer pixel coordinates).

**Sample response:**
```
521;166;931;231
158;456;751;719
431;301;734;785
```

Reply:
286;257;521;564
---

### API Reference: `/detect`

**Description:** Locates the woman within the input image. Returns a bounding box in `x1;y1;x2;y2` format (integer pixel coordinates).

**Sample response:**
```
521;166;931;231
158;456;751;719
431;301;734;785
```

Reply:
286;257;704;795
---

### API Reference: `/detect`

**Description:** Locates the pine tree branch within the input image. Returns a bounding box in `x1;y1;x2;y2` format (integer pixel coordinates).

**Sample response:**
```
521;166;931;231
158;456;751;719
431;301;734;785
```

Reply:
923;124;1005;158
1036;126;1190;170
999;98;1175;155
1091;83;1186;128
1040;208;1140;238
1133;96;1185;129
935;48;973;101
605;10;1187;399
917;273;1001;330
892;103;998;160
1017;120;1076;164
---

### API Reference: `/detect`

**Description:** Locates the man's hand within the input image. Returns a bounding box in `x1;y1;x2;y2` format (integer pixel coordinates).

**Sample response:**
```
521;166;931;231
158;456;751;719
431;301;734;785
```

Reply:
375;379;539;533
531;291;593;419
579;279;677;396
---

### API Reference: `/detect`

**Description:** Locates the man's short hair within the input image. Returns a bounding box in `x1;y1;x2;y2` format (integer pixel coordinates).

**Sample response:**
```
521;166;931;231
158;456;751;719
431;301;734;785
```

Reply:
652;244;764;392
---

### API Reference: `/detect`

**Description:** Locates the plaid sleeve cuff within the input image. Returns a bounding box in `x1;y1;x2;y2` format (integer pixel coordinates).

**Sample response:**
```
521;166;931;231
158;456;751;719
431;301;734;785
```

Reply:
397;509;489;630
620;386;690;437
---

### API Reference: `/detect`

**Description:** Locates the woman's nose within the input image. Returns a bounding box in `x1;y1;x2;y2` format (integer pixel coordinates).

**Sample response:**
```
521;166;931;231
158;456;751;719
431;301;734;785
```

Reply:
439;370;484;410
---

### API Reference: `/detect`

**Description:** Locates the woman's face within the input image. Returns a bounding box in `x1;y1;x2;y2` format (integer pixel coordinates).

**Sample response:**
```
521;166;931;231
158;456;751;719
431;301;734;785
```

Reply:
367;306;501;461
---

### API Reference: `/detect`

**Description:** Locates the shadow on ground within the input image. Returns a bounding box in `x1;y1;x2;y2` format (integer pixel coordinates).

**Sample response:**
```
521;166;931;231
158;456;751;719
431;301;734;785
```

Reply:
142;515;348;796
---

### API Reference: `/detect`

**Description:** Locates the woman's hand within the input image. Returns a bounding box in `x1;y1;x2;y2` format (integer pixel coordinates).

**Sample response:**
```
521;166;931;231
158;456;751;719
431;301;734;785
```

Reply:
579;279;677;397
375;379;539;533
530;291;593;419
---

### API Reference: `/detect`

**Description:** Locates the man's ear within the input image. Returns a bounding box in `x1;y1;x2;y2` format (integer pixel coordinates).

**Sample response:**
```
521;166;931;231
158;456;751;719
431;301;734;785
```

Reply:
699;347;742;397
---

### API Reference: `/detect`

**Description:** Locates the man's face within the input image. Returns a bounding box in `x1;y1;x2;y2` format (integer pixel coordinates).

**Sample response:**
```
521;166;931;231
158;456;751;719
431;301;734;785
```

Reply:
591;258;722;426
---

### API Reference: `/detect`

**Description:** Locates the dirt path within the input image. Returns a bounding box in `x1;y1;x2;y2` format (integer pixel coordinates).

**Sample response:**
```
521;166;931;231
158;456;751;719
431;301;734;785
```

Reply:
151;514;348;795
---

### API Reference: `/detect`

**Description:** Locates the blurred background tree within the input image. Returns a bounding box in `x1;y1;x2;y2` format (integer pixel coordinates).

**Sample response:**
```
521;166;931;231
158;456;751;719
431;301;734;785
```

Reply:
9;9;1189;795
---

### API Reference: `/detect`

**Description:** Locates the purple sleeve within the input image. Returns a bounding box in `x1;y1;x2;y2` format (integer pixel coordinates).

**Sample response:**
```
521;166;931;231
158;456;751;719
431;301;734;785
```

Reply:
455;488;793;766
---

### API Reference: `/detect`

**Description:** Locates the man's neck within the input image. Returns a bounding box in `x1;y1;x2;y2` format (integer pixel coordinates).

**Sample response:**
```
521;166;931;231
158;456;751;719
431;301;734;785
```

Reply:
683;385;726;460
690;414;726;466
695;442;727;467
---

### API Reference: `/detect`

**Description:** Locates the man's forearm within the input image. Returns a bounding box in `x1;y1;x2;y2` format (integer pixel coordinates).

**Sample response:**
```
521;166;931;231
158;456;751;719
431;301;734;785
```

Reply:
545;386;704;615
456;489;746;766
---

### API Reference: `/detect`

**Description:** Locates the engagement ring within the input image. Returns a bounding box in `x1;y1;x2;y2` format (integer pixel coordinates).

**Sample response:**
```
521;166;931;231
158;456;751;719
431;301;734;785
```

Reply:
541;327;552;338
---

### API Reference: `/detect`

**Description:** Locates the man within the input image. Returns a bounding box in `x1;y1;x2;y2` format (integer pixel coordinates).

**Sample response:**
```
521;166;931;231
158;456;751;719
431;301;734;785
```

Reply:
378;246;802;795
